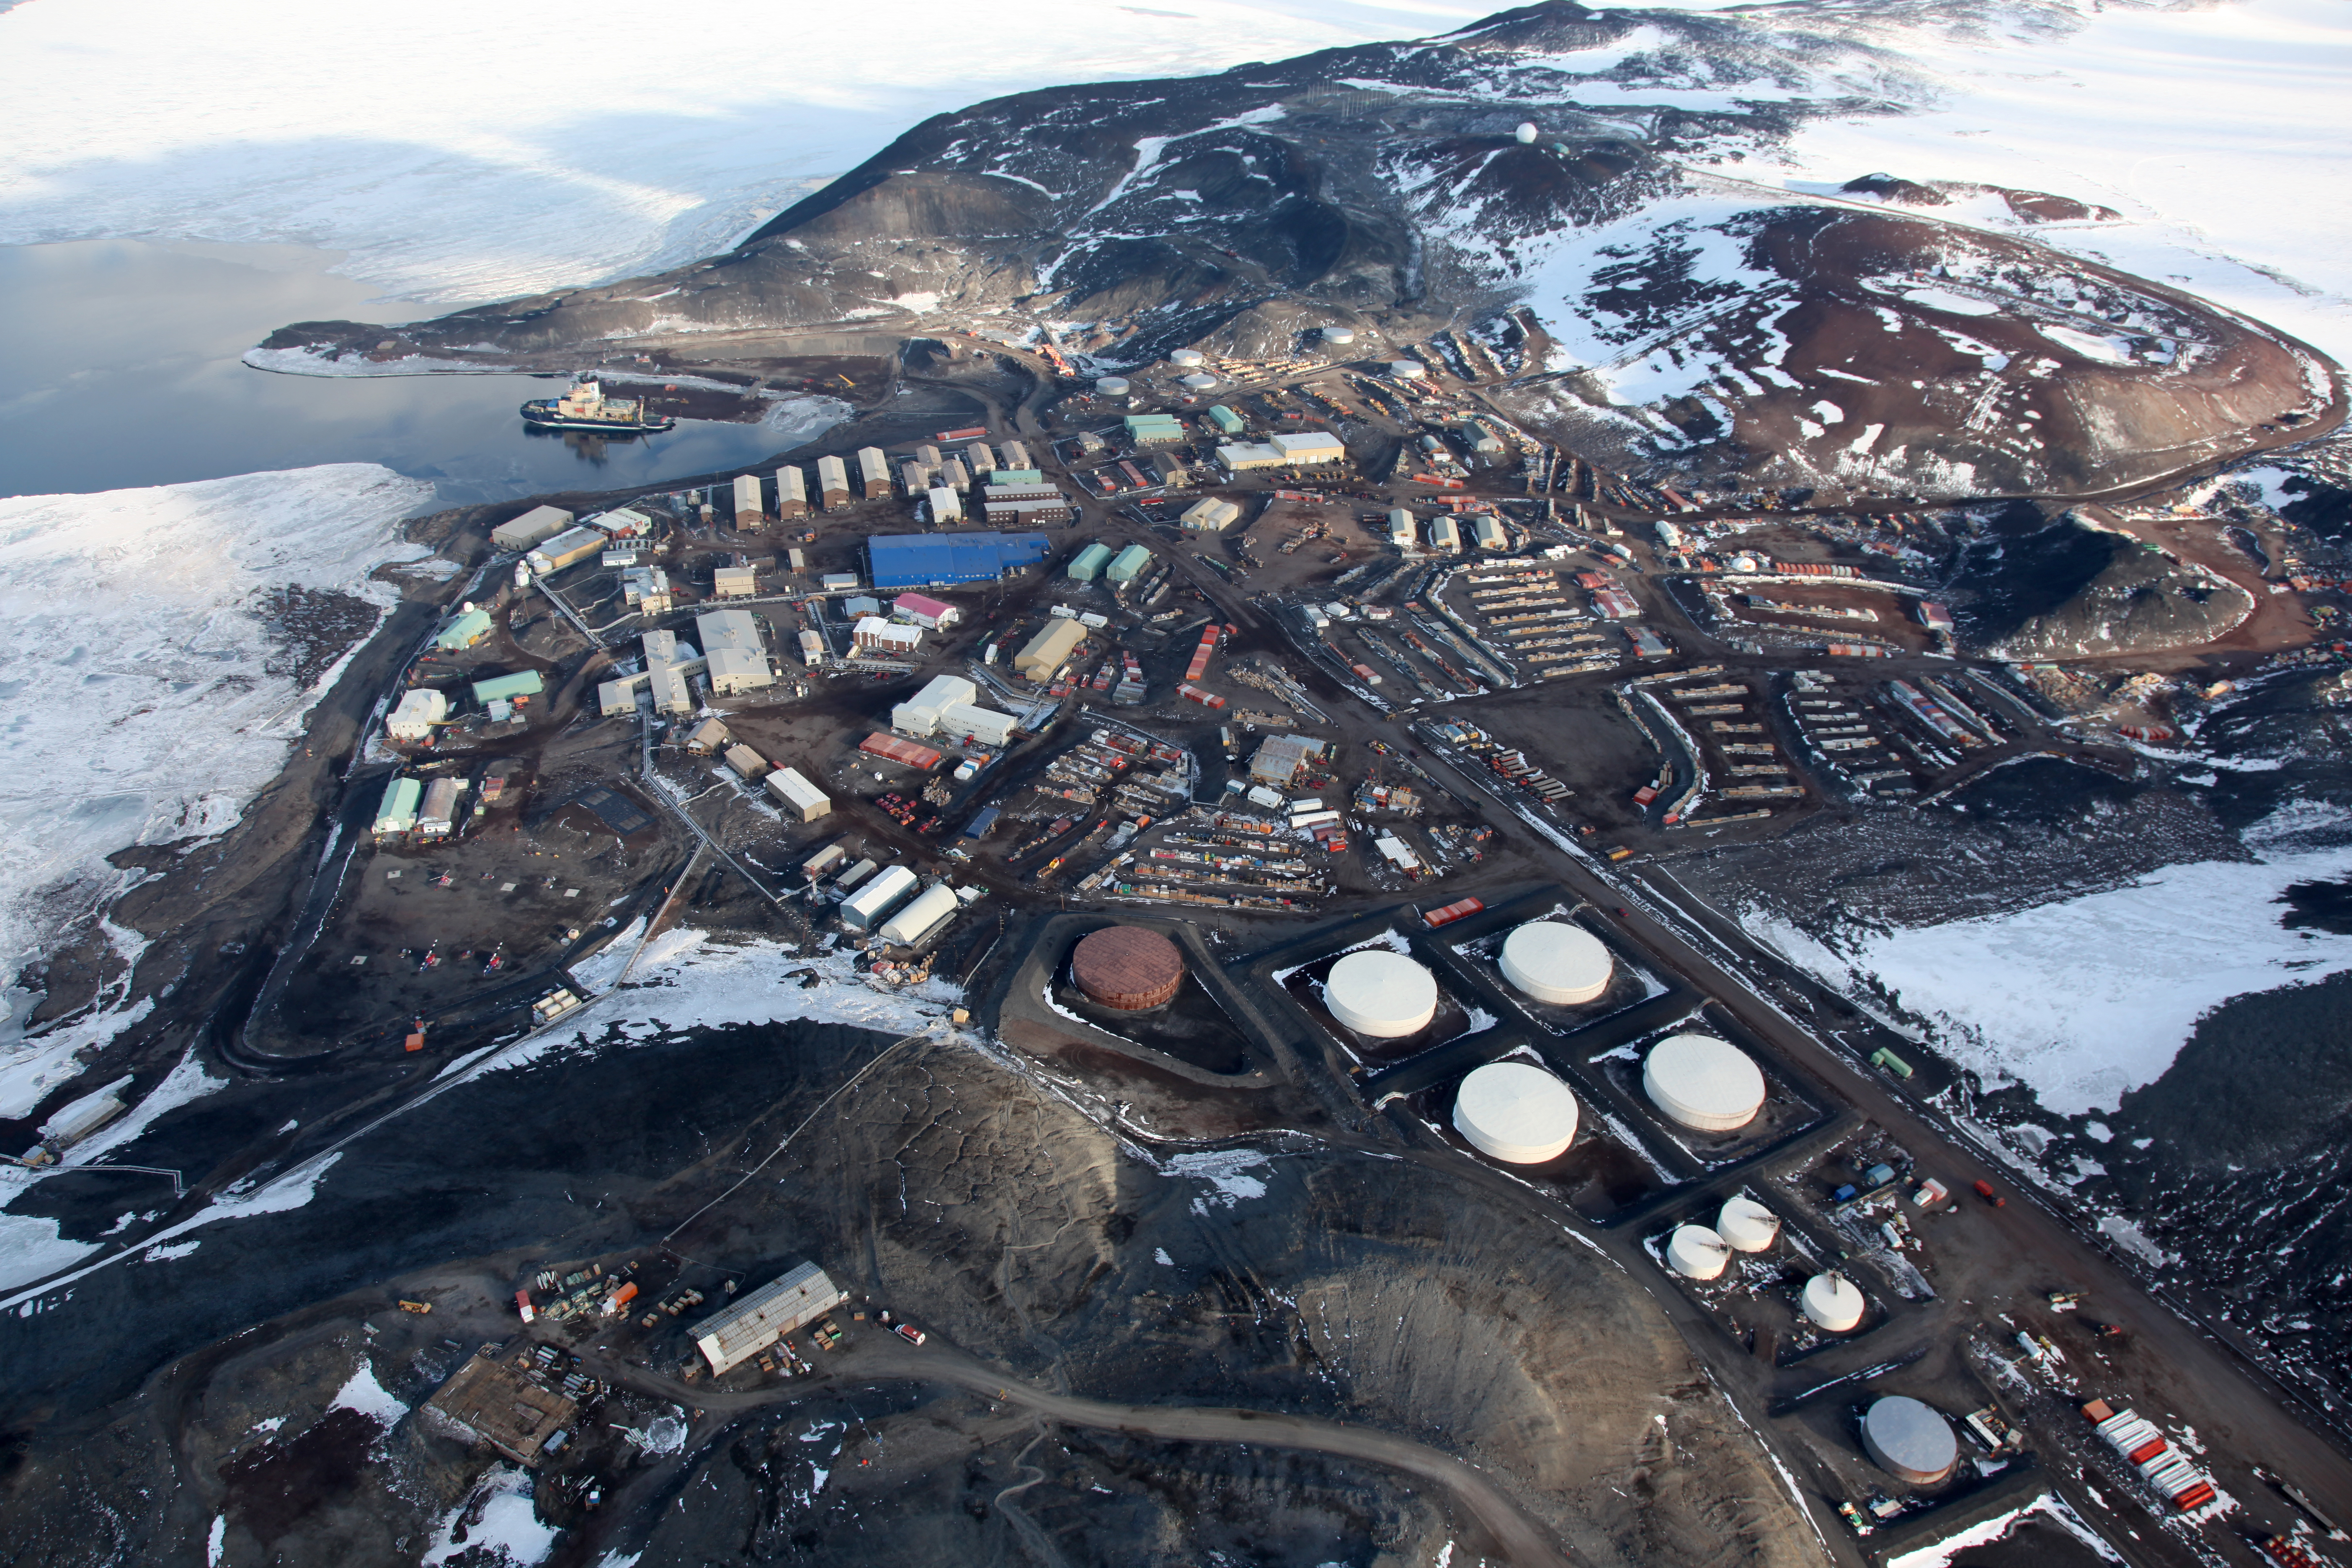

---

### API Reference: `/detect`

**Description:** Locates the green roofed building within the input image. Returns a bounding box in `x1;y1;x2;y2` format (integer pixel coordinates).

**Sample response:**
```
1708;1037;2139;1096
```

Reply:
1124;414;1186;448
374;776;421;837
1105;543;1154;583
435;607;495;650
990;469;1045;485
1206;405;1245;436
1067;541;1114;581
471;669;547;705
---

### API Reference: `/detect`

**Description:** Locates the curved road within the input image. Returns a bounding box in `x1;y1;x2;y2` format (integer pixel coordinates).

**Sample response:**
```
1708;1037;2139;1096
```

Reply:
585;1341;1572;1567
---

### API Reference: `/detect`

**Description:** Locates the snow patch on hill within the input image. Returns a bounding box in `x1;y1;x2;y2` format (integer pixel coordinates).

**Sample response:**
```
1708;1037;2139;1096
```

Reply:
1745;839;2352;1116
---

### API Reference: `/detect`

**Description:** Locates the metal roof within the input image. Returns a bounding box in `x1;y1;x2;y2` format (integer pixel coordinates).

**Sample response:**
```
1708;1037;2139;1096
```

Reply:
867;532;1051;588
470;669;545;704
689;1262;846;1374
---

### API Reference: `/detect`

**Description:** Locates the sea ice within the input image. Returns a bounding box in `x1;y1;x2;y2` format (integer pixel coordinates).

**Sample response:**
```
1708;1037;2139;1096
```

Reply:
0;0;1491;304
0;464;430;1110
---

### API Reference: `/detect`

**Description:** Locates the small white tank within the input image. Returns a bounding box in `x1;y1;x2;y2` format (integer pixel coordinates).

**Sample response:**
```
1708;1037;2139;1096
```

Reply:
1802;1272;1866;1333
1179;372;1218;391
1096;376;1131;397
1321;326;1357;346
1390;359;1427;379
1514;122;1539;144
1666;1224;1730;1281
1716;1196;1781;1253
1169;348;1207;368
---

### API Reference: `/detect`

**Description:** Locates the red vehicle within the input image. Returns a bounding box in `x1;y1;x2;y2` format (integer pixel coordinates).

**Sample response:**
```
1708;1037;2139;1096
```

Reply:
1974;1179;2005;1207
894;1323;927;1346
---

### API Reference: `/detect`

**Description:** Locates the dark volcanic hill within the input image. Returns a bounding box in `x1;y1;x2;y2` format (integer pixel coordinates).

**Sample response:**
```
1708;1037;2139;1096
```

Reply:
263;0;2342;500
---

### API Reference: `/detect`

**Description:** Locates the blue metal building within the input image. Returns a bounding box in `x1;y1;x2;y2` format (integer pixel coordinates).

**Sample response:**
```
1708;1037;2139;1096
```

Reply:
867;532;1052;589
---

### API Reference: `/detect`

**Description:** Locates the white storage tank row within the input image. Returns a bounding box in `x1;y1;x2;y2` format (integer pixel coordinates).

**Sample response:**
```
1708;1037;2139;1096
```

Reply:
1643;1033;1767;1132
1324;949;1436;1037
1453;1062;1579;1164
1497;920;1612;1006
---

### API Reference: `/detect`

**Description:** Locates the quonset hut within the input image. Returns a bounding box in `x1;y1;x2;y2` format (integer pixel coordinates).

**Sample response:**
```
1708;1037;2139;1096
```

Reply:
1862;1396;1958;1486
1497;921;1612;1005
1324;949;1436;1037
1643;1034;1767;1132
1452;1062;1579;1163
1071;926;1184;1011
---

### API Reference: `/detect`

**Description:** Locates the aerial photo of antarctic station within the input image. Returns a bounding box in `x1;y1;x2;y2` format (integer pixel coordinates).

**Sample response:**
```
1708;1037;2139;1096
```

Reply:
1;0;2349;1564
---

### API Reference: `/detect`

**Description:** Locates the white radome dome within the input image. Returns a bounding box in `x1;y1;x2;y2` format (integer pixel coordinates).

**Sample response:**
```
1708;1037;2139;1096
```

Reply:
1643;1033;1767;1132
1453;1062;1579;1163
1514;122;1539;144
1666;1224;1731;1280
1802;1272;1866;1332
1716;1196;1781;1252
1498;921;1612;1005
1325;949;1438;1037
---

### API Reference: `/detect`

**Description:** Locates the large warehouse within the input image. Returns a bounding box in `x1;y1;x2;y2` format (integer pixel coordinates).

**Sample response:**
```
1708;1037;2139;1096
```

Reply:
688;1261;848;1375
867;532;1051;589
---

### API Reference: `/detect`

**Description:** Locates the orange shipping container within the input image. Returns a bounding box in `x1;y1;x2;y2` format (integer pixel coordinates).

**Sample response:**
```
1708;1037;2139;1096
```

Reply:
608;1281;639;1310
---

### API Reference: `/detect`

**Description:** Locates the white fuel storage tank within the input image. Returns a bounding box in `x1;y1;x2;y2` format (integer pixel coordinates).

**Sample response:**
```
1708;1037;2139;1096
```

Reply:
1801;1272;1866;1333
1452;1062;1579;1163
1643;1033;1767;1132
1666;1224;1731;1281
1497;921;1612;1005
1716;1196;1781;1252
1324;949;1437;1037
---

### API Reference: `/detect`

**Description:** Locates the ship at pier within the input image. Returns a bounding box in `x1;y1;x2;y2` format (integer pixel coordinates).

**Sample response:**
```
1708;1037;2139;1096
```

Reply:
519;377;676;433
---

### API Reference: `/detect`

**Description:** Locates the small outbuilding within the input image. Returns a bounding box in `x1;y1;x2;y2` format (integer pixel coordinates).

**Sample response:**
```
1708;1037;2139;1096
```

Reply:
763;767;831;822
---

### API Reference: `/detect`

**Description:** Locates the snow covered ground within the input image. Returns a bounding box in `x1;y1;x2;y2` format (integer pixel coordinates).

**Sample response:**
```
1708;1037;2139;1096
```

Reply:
0;0;1490;305
4;0;2337;372
0;464;433;1116
1766;0;2352;365
1744;836;2352;1117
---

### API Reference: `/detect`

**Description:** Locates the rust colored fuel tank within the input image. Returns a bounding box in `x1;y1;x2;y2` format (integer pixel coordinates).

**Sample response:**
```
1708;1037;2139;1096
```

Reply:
1071;926;1184;1011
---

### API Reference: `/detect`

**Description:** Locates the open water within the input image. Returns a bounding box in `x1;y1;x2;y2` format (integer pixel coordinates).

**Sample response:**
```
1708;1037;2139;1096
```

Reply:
0;239;795;505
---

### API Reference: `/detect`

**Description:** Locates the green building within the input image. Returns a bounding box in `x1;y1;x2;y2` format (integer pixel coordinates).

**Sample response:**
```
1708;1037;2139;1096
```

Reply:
1205;405;1246;436
470;669;547;705
1067;541;1114;581
1104;544;1155;584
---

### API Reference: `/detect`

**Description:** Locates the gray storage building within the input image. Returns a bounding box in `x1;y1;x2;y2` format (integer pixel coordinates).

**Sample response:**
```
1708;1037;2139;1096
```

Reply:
689;1261;848;1375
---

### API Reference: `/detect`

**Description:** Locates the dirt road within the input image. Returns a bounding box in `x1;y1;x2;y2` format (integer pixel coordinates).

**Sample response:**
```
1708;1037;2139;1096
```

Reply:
586;1341;1573;1568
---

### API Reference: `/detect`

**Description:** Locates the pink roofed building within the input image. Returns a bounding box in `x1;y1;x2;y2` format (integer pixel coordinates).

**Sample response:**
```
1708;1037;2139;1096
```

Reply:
891;592;960;630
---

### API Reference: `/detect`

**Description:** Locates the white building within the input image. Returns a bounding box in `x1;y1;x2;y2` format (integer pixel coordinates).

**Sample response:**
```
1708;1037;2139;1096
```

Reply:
1387;509;1417;551
385;687;447;742
1217;441;1285;472
877;882;959;946
1180;497;1241;531
732;473;763;523
650;663;694;715
1270;430;1344;464
928;485;964;524
853;616;923;657
890;593;959;630
937;701;1017;748
707;646;774;695
696;608;763;658
892;674;978;737
841;864;918;930
763;767;832;821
